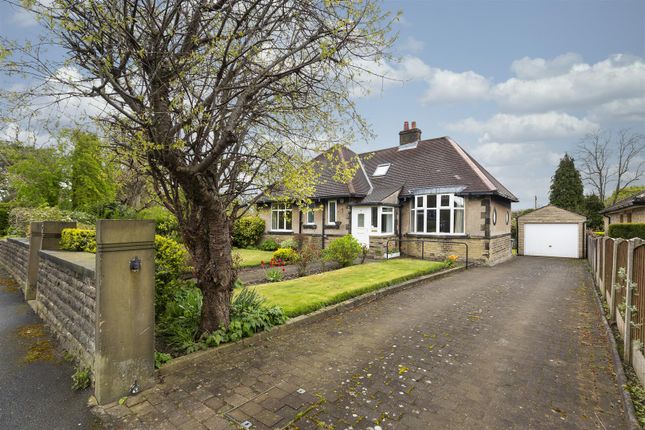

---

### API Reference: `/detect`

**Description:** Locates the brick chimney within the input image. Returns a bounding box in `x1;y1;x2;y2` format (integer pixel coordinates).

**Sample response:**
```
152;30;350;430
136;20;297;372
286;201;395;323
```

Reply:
399;120;421;145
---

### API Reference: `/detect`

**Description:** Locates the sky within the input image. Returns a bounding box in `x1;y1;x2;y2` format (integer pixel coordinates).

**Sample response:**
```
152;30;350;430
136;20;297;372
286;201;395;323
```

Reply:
1;0;644;209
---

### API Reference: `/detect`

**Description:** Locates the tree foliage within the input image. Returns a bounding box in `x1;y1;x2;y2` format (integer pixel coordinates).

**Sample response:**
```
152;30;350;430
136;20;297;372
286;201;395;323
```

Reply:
581;194;604;231
2;0;395;331
605;185;645;207
549;154;584;213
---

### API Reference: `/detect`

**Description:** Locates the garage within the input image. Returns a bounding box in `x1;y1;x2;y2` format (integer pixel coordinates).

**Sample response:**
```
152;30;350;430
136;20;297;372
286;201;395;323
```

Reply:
518;205;586;259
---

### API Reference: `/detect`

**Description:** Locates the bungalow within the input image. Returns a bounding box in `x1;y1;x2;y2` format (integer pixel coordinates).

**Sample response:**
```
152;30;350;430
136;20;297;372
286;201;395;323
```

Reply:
258;122;518;265
601;190;645;231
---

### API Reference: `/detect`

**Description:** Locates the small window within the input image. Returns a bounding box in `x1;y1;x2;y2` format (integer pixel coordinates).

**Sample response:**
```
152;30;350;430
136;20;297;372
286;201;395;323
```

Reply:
505;210;510;225
492;208;497;225
381;207;394;234
372;163;391;177
327;200;337;224
306;207;315;224
357;213;365;227
371;207;378;228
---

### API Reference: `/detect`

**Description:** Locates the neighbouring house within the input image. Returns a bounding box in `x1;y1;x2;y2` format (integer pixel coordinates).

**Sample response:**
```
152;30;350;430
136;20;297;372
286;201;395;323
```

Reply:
601;190;645;231
258;121;518;265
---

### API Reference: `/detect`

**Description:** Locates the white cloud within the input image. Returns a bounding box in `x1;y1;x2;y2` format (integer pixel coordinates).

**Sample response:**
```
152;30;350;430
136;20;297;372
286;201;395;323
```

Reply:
494;54;645;113
399;36;424;53
589;97;645;122
510;52;584;80
422;69;491;104
447;112;597;143
352;56;490;103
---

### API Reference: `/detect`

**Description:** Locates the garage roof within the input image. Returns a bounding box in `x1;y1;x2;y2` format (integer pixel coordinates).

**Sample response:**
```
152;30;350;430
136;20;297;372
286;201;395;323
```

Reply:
518;204;586;223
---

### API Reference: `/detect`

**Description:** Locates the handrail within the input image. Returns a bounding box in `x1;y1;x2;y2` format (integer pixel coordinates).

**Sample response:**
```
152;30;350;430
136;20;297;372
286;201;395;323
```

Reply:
385;238;469;269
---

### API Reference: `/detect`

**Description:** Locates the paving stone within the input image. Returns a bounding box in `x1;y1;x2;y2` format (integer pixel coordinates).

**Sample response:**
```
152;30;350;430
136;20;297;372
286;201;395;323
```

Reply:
95;258;627;430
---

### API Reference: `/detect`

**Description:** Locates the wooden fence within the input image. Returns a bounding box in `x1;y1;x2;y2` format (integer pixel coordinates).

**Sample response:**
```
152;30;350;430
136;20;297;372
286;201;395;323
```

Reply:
588;235;645;386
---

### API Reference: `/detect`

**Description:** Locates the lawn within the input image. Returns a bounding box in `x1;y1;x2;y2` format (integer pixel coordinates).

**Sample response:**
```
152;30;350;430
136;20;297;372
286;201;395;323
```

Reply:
233;248;275;268
250;258;449;317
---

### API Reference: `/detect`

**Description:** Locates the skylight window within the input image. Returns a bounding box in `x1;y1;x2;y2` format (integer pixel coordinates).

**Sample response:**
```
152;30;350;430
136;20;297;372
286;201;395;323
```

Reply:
372;163;391;177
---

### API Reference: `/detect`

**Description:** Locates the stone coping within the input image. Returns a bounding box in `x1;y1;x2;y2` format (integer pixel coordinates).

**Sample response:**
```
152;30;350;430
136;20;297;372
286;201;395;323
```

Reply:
38;249;96;277
158;264;465;377
7;237;29;247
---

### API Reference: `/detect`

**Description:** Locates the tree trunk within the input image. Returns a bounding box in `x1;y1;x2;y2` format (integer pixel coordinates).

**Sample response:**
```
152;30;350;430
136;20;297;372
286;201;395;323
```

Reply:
182;204;235;333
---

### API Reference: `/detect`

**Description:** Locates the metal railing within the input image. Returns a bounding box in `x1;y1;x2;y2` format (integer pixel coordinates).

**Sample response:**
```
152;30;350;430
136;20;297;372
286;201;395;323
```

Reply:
385;238;469;269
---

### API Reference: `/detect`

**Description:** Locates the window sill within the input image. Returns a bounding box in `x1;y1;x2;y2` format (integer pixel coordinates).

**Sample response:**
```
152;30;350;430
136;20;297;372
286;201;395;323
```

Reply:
324;222;342;229
302;224;317;230
406;232;467;237
269;230;293;234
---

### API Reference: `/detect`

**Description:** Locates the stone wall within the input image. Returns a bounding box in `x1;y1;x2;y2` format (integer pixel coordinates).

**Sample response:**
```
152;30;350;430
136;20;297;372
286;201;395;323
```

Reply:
489;234;513;265
401;236;489;265
0;238;29;285
35;250;96;368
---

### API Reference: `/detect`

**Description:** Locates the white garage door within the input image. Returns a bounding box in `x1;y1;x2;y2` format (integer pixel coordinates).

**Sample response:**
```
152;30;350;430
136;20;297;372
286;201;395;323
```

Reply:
524;223;579;258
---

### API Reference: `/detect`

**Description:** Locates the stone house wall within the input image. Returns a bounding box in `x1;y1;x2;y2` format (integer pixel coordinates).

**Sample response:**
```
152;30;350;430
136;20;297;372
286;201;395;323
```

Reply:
34;250;96;368
0;238;29;285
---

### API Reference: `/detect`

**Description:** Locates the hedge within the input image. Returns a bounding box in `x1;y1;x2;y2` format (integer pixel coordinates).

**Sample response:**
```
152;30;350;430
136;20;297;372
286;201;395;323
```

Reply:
8;206;95;236
232;216;265;248
608;223;645;240
60;228;97;253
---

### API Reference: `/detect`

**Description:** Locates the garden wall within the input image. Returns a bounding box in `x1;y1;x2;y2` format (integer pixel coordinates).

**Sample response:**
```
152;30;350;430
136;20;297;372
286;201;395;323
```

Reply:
34;250;96;368
0;238;29;284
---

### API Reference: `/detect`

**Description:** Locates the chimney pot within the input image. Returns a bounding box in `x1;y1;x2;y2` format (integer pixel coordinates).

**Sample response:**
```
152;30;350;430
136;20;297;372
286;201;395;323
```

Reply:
403;121;409;131
411;121;417;129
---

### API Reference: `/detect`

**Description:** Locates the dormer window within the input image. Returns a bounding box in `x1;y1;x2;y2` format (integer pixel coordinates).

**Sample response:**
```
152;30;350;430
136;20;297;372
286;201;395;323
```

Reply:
372;163;391;177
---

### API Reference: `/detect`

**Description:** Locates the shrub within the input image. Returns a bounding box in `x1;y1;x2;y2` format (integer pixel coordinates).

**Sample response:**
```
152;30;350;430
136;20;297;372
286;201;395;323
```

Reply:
204;288;287;347
296;243;320;276
60;228;97;253
322;234;361;267
156;282;204;354
265;267;284;282
232;216;265;248
259;238;279;251
8;206;95;236
138;206;180;239
273;247;299;263
94;202;137;219
154;235;192;316
608;223;645;239
0;202;10;236
279;239;298;250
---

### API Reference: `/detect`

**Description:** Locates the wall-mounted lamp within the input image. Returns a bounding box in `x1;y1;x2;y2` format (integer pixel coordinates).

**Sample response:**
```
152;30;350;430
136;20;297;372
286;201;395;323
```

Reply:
129;256;141;273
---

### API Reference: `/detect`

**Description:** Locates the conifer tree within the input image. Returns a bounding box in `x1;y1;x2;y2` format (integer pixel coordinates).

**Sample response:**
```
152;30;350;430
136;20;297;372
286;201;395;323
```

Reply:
549;154;584;212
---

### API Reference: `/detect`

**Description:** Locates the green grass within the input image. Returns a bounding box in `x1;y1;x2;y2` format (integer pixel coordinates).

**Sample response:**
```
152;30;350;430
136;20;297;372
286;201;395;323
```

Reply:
233;248;275;268
250;258;449;317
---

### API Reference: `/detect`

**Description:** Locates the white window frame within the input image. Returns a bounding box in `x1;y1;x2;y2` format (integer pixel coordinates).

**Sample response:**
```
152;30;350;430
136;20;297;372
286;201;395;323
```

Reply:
372;163;391;177
304;206;315;225
270;203;293;232
410;194;466;236
370;206;396;236
327;200;337;224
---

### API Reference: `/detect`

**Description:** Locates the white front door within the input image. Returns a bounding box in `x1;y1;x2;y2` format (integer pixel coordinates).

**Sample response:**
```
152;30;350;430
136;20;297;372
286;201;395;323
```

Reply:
352;206;371;248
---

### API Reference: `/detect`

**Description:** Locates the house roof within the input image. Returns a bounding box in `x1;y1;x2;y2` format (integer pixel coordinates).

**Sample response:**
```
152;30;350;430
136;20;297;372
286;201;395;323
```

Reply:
600;190;645;214
358;137;518;203
260;135;518;204
517;204;586;222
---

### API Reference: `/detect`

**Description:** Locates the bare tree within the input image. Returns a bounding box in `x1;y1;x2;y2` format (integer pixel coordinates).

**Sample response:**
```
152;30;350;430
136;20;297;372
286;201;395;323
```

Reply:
577;129;644;205
2;0;394;331
611;129;645;205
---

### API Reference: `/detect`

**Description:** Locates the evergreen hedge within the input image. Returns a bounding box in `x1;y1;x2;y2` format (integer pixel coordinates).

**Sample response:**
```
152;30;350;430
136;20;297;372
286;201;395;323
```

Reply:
608;223;645;240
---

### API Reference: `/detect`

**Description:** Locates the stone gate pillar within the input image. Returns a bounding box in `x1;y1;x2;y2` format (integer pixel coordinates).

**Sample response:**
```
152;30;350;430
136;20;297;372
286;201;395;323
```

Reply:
94;220;156;404
26;221;76;300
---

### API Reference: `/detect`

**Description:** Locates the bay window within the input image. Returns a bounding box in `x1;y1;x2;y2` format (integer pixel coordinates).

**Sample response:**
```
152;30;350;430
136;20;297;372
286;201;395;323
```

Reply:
411;194;465;235
271;203;292;231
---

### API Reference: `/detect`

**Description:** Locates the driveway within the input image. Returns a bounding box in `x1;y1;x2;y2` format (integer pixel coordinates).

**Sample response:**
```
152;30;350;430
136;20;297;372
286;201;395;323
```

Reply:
99;257;626;429
0;266;100;429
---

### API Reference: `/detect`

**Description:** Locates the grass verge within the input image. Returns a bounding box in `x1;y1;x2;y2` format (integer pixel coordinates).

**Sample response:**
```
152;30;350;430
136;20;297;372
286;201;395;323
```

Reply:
233;248;275;268
250;258;449;317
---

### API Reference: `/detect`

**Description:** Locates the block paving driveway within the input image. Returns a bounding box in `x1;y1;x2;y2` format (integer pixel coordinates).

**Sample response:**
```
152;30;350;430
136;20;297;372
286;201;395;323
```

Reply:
99;257;626;429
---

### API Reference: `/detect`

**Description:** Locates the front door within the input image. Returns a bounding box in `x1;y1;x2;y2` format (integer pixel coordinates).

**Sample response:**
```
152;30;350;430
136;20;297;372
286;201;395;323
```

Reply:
352;206;371;248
